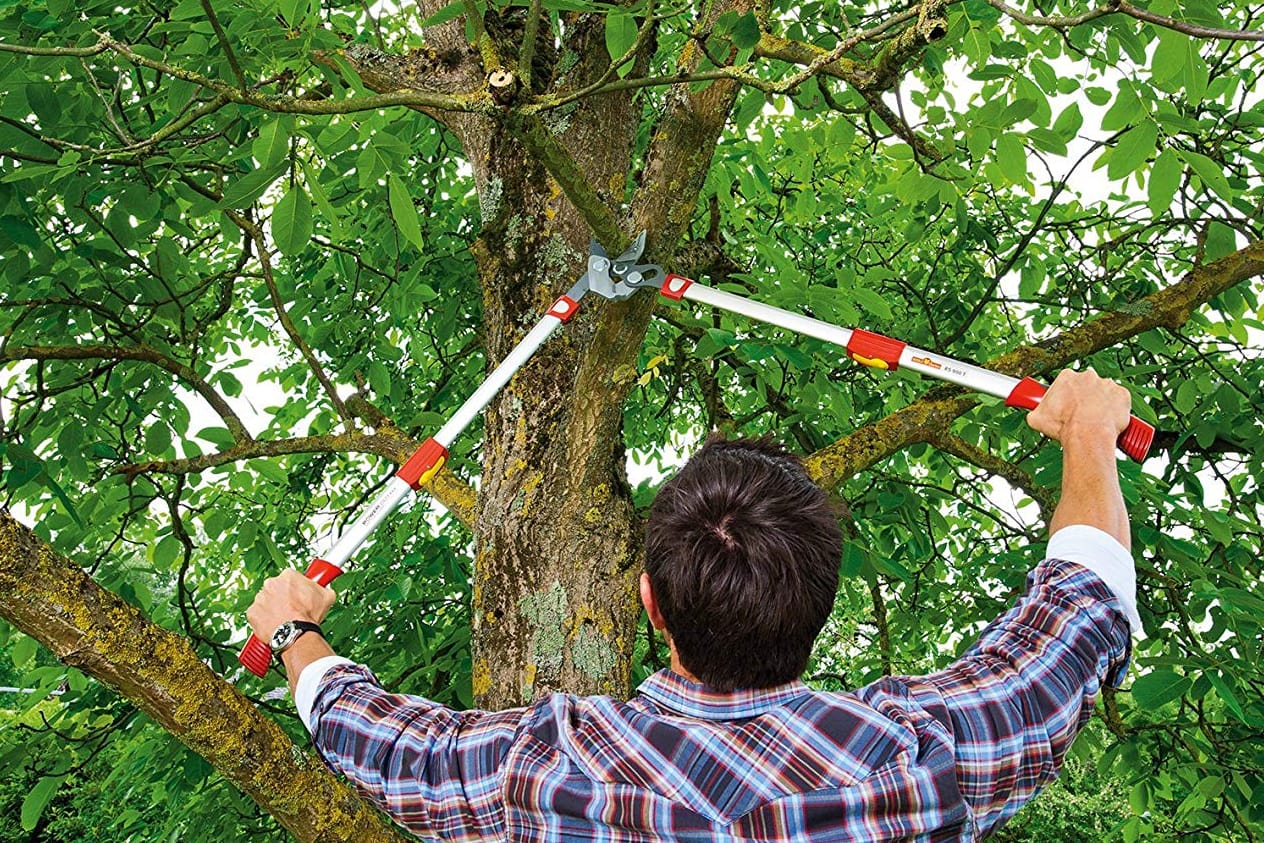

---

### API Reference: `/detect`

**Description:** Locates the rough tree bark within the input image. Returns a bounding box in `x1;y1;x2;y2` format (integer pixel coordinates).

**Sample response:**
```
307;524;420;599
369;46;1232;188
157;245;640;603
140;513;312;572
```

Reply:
0;513;409;843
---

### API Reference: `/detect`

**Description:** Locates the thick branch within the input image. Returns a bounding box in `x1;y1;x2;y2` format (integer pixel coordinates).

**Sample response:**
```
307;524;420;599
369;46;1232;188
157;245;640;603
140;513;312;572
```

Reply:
116;431;477;529
324;42;488;132
805;238;1264;489
0;513;412;843
507;114;625;248
106;35;488;115
2;344;251;444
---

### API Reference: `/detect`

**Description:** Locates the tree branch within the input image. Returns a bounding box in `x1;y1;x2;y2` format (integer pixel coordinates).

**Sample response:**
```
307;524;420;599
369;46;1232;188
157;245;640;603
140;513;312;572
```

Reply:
224;211;353;428
0;514;413;843
927;431;1055;523
988;0;1264;42
507;113;625;248
805;238;1264;489
92;34;490;115
1;344;251;445
319;42;489;128
199;0;248;89
115;432;477;529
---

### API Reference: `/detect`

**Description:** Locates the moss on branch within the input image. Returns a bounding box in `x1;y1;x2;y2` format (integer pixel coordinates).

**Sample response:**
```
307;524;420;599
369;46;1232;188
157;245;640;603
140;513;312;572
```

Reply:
0;513;413;843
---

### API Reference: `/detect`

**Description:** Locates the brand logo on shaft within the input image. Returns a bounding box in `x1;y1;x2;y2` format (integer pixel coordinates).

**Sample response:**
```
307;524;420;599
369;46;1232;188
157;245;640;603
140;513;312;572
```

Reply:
911;355;943;369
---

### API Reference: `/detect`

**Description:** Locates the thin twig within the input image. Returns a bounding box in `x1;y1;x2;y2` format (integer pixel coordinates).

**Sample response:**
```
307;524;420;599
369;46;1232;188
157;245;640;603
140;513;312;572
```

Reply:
989;0;1264;42
2;344;252;443
200;0;249;89
228;211;354;428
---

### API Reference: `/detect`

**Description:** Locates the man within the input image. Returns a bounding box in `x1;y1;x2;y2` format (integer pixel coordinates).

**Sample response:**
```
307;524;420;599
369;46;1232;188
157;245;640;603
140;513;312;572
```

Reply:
249;369;1139;841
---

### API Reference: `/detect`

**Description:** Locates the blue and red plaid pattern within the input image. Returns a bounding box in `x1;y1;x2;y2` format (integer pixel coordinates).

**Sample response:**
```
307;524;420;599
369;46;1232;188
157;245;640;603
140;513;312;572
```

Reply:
310;558;1132;841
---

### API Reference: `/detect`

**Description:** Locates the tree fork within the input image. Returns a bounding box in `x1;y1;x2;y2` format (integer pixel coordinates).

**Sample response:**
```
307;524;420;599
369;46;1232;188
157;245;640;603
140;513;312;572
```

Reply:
0;513;411;843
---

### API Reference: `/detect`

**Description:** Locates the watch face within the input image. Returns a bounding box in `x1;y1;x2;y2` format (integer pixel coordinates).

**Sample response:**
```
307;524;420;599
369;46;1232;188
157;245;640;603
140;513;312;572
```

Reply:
270;621;298;652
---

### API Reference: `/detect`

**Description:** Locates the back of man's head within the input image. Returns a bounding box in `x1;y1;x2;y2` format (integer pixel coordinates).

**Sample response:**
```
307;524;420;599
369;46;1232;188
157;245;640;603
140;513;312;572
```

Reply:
644;435;843;691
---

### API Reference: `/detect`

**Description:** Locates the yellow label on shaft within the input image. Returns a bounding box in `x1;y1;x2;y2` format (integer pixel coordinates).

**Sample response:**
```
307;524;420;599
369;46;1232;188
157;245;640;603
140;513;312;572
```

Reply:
419;456;446;485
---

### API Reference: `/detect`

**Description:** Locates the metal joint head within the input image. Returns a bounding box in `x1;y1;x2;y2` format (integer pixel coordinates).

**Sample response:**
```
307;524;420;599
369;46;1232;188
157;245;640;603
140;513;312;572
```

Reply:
572;230;663;301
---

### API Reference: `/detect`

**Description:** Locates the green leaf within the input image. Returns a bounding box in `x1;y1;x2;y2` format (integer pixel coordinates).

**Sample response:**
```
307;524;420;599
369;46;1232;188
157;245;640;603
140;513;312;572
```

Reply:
252;117;293;169
1151;29;1191;86
1107;121;1157;180
368;360;391;398
21;777;60;831
300;161;343;238
1206;671;1246;723
853;287;893;321
1204;221;1236;262
605;12;637;74
1178;149;1235;202
1147;148;1181;215
11;632;38;668
387;175;424;250
271;186;313;257
1051;103;1083;140
995;133;1027;183
1084;86;1111;106
1101;85;1145;131
219;163;285;209
418;0;465;27
1131;669;1191;710
42;470;84;528
729;12;761;50
283;0;313;26
194;427;237;450
154;534;183;568
840;542;867;578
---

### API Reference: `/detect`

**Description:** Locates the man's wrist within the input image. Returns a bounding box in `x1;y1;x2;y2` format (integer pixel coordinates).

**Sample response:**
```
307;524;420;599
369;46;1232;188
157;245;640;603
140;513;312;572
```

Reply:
280;630;337;688
1060;421;1121;452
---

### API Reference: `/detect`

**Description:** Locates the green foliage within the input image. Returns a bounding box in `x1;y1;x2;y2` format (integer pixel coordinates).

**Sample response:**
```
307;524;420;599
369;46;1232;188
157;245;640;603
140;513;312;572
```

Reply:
1;0;1262;840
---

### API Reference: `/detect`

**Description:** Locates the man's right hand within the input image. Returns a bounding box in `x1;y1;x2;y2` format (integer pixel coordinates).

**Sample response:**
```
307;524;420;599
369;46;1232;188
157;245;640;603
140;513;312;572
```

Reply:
1026;368;1132;447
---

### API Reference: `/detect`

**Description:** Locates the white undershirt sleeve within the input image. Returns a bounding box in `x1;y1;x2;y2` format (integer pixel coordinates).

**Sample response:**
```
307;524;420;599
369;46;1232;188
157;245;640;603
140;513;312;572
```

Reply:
1047;524;1143;636
294;655;355;733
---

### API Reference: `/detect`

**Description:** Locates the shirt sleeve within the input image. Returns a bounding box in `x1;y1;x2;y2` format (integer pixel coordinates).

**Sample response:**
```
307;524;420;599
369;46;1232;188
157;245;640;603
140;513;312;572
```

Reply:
294;655;354;732
887;556;1133;837
1047;524;1142;634
308;663;525;841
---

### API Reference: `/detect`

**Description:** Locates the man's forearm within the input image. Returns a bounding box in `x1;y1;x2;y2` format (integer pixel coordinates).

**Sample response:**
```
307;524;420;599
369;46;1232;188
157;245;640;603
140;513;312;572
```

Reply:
1049;427;1129;551
280;633;337;699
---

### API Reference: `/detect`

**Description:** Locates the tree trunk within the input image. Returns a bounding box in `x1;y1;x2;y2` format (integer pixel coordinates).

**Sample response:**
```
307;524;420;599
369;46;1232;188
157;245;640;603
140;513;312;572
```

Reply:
459;54;646;710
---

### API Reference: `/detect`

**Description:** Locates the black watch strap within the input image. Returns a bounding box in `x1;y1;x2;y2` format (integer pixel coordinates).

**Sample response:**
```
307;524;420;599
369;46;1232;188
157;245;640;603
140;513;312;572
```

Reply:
272;620;325;662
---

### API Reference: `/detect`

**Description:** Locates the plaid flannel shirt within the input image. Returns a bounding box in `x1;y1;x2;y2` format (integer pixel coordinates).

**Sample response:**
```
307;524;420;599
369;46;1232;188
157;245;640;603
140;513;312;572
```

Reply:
307;546;1133;842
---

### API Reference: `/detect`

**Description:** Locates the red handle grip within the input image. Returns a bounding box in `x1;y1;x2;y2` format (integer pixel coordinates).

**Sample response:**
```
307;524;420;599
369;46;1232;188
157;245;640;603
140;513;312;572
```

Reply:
237;558;344;677
1004;377;1154;462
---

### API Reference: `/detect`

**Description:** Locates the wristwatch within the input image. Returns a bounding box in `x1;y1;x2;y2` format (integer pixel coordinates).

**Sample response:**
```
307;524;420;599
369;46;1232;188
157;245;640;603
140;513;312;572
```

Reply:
269;620;324;659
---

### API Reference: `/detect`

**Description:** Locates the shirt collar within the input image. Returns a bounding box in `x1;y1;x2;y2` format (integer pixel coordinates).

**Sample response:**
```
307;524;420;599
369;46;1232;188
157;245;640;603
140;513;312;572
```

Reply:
635;669;810;720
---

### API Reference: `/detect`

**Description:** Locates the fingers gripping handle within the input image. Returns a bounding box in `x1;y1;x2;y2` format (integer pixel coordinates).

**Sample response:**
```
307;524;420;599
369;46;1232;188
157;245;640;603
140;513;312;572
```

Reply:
238;558;343;677
1005;377;1155;462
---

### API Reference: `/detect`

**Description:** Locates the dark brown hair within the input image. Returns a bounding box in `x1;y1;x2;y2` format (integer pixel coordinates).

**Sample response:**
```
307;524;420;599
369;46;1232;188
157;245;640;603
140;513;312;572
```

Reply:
644;435;843;690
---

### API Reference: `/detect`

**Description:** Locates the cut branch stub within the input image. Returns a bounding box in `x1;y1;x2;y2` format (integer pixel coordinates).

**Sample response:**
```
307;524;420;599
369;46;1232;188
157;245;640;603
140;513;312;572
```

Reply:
488;69;518;104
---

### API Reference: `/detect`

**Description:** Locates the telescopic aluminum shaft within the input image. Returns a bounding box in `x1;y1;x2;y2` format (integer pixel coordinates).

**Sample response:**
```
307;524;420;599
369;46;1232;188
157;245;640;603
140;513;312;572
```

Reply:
237;288;585;676
657;275;1154;462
